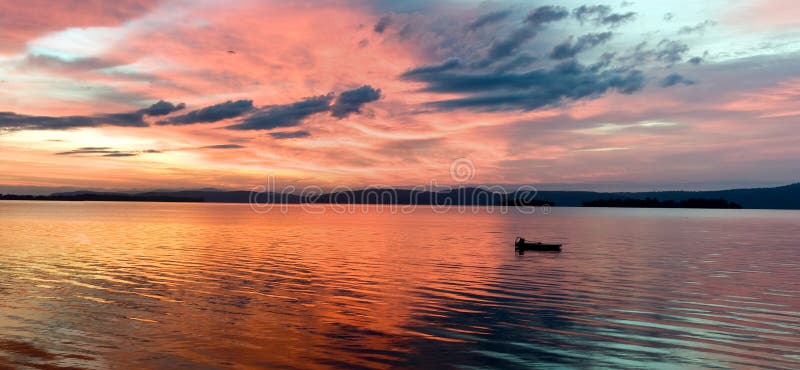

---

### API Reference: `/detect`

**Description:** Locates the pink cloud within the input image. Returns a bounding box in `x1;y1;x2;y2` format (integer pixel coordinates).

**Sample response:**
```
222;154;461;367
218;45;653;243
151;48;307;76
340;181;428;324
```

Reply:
0;0;161;54
726;0;800;30
2;1;800;191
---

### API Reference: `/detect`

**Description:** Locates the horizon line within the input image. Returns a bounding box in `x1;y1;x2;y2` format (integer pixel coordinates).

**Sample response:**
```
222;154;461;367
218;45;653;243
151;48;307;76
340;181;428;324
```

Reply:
1;181;798;197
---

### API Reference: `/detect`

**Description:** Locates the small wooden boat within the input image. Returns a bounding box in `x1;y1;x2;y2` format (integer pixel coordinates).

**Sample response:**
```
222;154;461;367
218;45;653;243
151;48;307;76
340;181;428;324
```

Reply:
515;237;562;252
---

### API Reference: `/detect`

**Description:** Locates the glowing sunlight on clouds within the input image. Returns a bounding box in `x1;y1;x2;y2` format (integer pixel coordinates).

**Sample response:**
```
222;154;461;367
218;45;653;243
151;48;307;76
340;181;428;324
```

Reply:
1;0;799;191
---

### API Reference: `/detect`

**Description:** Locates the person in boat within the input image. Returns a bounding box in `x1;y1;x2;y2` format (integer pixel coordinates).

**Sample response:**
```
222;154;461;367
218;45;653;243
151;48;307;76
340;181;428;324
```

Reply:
515;237;546;247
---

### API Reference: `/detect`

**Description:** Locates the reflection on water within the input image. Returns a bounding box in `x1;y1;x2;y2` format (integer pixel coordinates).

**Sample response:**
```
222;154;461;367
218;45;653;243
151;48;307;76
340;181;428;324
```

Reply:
0;201;799;369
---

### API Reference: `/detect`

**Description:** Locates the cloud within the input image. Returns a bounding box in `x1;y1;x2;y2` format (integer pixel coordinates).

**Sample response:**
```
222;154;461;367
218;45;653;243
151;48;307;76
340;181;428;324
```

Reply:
0;98;242;131
487;6;568;59
660;73;695;87
139;100;186;116
56;147;114;155
678;20;717;35
19;54;156;82
466;9;511;31
57;144;246;157
572;5;636;27
401;59;461;77
374;16;391;33
330;85;382;118
55;147;160;157
488;28;538;59
0;97;195;131
201;144;245;149
395;4;694;114
550;32;614;60
655;40;690;64
618;39;692;66
601;12;636;27
154;86;381;131
102;153;138;157
0;1;160;53
160;100;254;125
405;60;644;111
492;54;538;73
0;111;147;130
22;54;120;71
688;56;703;65
228;94;333;130
269;130;311;139
573;4;610;24
526;6;569;26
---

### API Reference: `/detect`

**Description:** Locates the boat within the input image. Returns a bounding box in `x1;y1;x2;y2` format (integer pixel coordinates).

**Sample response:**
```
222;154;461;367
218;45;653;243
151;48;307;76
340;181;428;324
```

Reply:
514;237;562;252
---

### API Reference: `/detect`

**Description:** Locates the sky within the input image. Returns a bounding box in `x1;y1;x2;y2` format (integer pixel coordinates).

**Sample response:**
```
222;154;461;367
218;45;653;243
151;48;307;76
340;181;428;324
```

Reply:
1;0;800;194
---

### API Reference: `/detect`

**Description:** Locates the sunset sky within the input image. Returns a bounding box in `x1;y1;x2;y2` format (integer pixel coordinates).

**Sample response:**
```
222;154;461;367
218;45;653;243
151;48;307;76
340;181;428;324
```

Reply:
1;0;799;193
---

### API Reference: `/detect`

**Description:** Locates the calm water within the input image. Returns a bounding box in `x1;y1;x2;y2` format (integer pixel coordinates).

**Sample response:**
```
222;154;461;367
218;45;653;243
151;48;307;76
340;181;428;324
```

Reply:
1;201;799;369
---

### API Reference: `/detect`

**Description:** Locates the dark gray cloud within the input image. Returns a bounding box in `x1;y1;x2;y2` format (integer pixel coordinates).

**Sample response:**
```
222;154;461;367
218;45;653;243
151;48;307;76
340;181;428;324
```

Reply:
1;98;266;132
660;73;695;87
393;4;698;114
488;28;538;59
150;86;381;131
103;153;137;157
573;5;611;24
620;40;690;65
405;60;644;111
678;20;717;35
56;147;160;157
401;59;461;77
572;5;635;27
160;100;254;125
57;144;247;156
492;54;538;73
688;56;703;65
228;95;333;130
201;144;245;149
601;12;636;27
655;40;690;64
526;6;569;26
0;111;147;130
56;147;115;155
99;112;147;126
550;32;614;60
466;9;512;31
663;12;674;21
139;100;185;116
269;130;311;139
330;85;382;118
487;6;568;59
374;16;391;33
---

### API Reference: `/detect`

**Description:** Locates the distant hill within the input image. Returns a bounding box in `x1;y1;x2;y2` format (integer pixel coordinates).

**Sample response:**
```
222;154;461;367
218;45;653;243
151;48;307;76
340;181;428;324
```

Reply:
582;197;742;209
1;183;798;209
533;183;800;209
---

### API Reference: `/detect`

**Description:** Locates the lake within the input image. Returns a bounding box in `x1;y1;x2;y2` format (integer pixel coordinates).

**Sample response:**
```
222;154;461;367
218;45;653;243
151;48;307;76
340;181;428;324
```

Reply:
1;201;799;369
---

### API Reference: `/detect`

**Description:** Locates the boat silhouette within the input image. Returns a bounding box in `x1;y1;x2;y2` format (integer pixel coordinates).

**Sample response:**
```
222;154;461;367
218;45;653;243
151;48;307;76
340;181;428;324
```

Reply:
514;237;562;252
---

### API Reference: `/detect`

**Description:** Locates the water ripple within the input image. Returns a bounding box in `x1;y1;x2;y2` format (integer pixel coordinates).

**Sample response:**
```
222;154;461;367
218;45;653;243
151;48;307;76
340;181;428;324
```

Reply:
0;202;798;369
